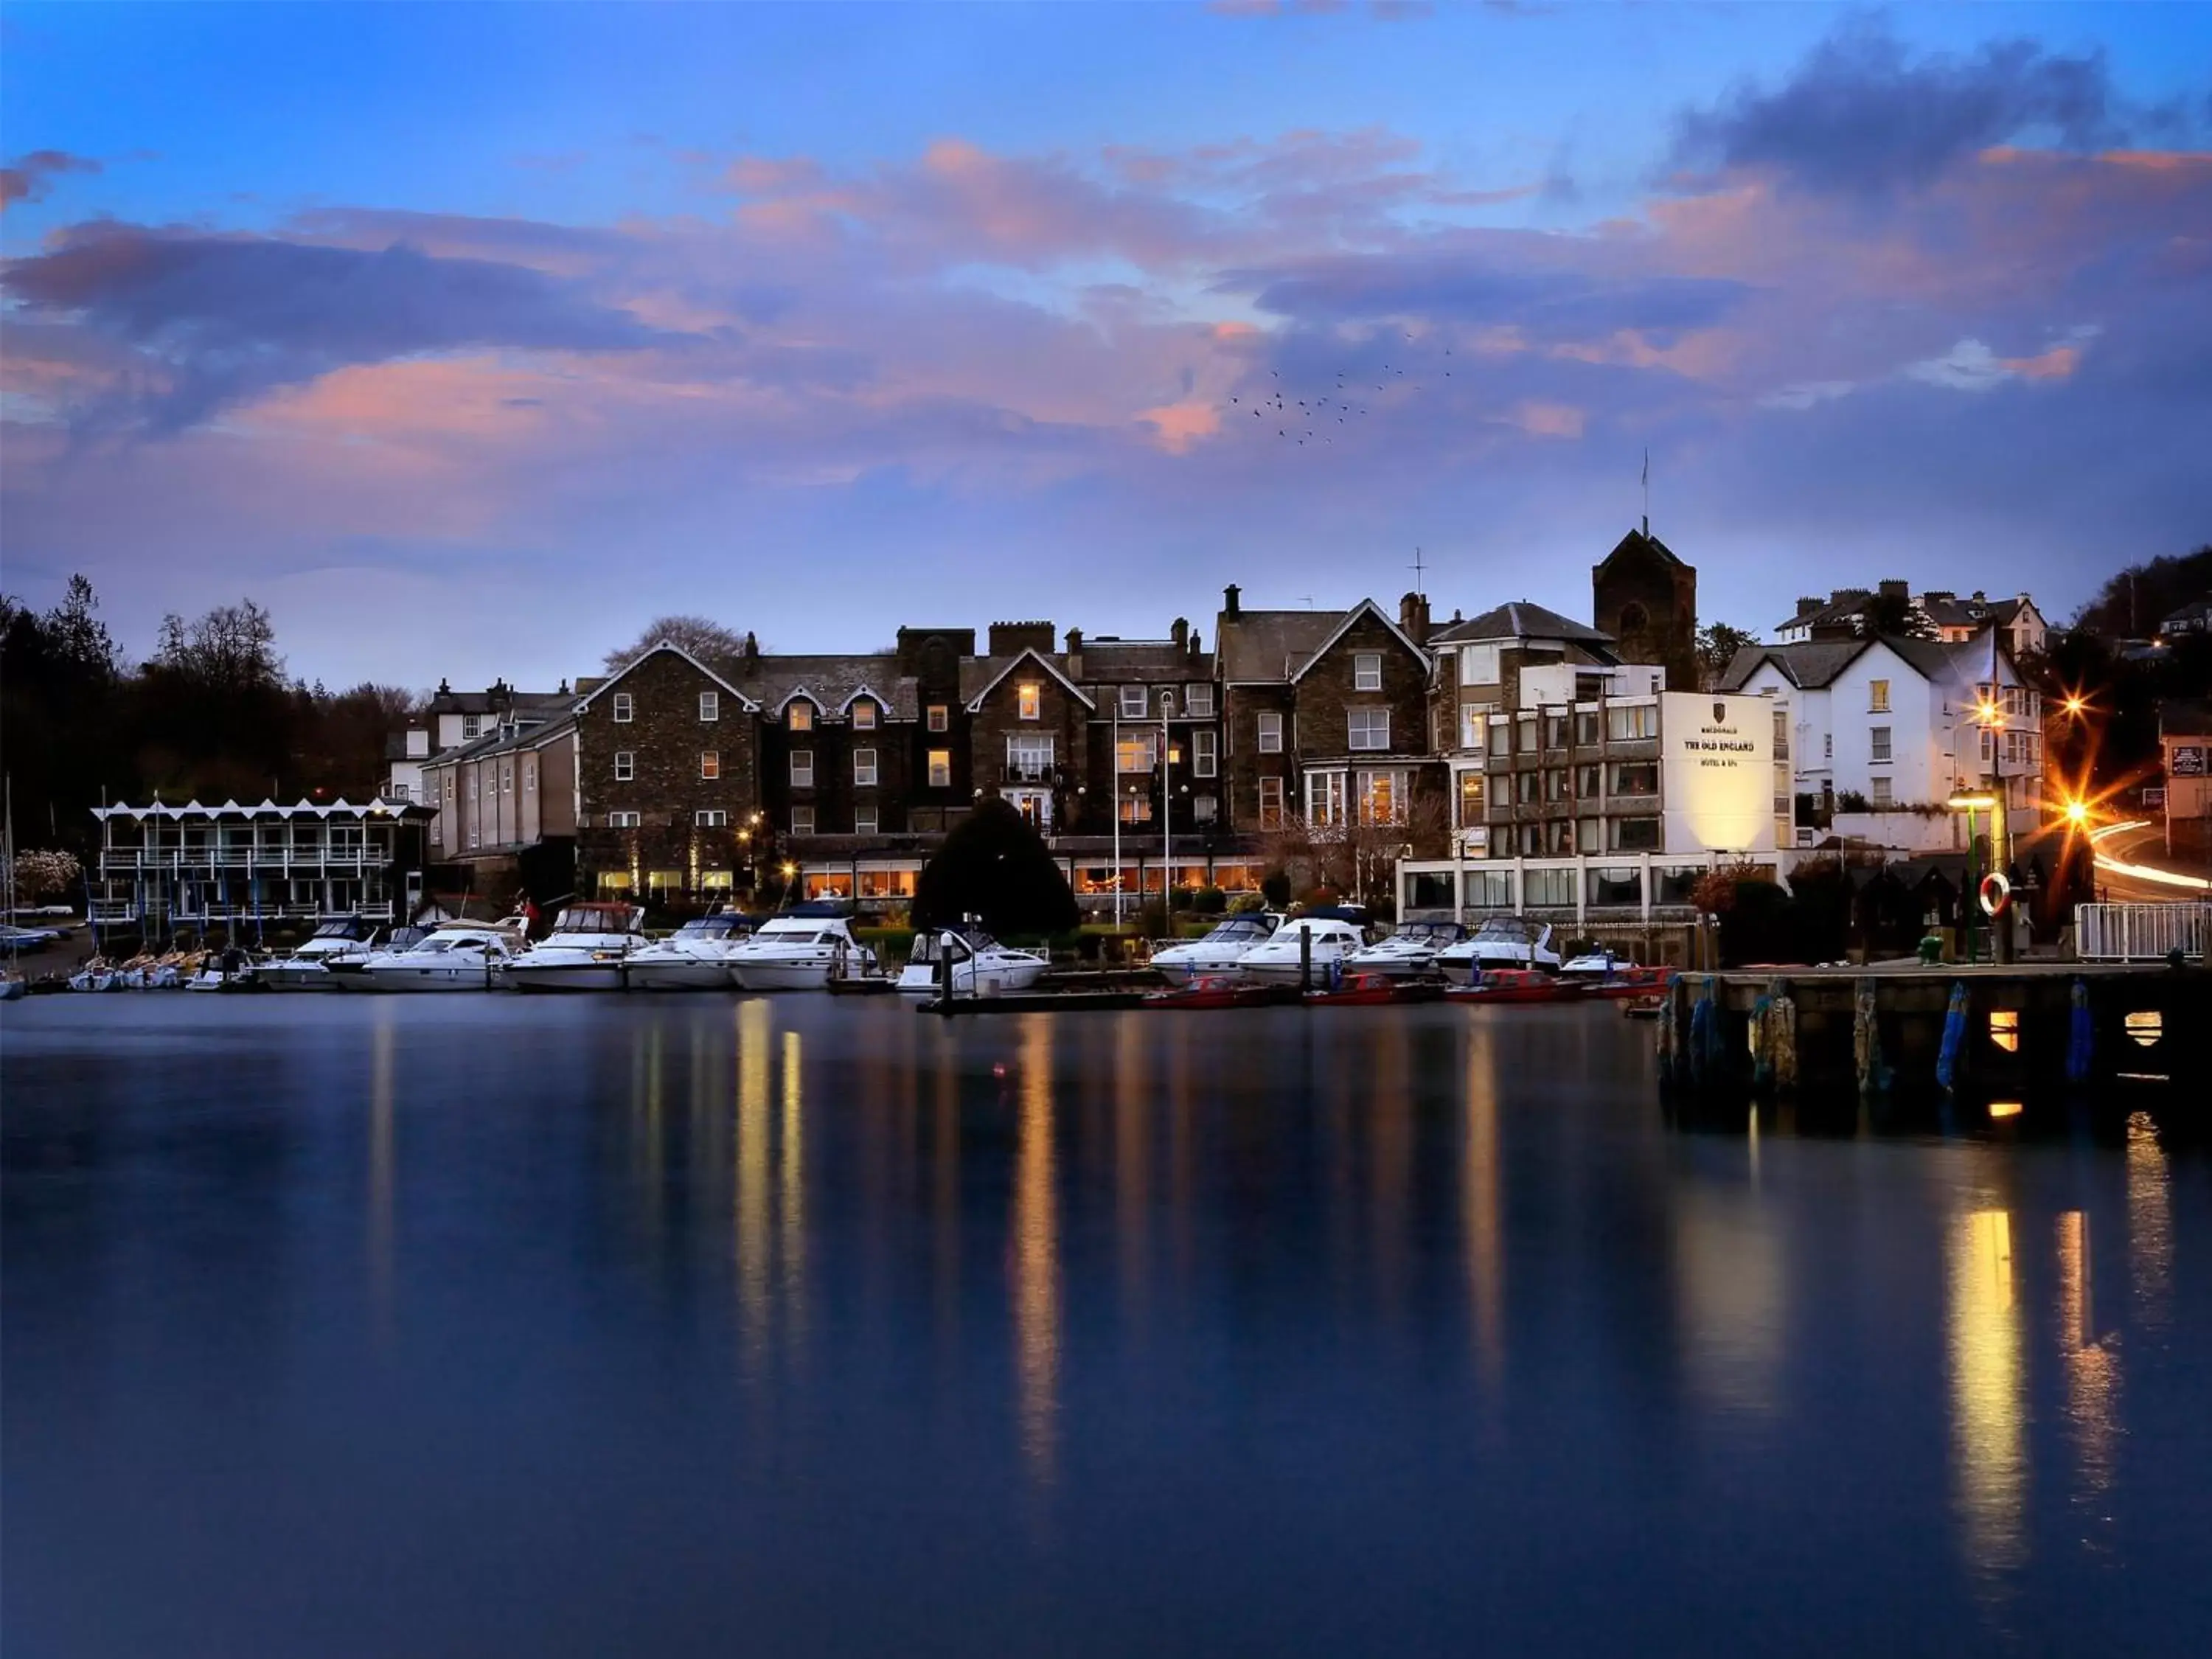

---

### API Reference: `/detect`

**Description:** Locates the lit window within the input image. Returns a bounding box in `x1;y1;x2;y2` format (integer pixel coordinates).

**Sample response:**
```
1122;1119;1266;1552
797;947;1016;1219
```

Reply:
855;806;879;836
927;704;948;733
791;807;815;836
1118;794;1153;824
1257;712;1283;754
788;701;813;731
1119;685;1147;718
1604;704;1658;742
1356;771;1401;824
1193;729;1217;778
790;751;813;788
1458;704;1484;748
1259;776;1285;829
1348;708;1390;751
852;700;877;729
1457;772;1485;826
696;809;728;827
1183;684;1215;717
700;691;719;723
1018;683;1041;720
611;695;632;725
1868;679;1890;713
613;751;634;782
1307;772;1348;827
608;810;641;829
598;869;635;890
1871;726;1892;762
1354;652;1382;691
1006;734;1054;779
1117;734;1157;773
700;750;720;780
854;748;878;786
927;749;951;787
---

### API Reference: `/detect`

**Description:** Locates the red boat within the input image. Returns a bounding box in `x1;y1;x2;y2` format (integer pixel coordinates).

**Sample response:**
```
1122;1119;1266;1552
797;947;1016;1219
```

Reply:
1564;963;1674;1000
1144;975;1294;1011
1444;967;1588;1005
1304;972;1444;1007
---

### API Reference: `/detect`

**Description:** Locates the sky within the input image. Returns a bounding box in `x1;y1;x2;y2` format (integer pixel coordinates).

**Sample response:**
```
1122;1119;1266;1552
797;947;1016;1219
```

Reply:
4;1;2208;692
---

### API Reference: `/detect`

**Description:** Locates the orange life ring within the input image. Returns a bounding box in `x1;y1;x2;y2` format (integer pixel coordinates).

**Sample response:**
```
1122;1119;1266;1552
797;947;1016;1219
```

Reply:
1978;872;2011;917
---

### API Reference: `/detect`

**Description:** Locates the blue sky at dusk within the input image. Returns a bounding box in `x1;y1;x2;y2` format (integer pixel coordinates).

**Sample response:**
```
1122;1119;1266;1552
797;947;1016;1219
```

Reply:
4;1;2208;690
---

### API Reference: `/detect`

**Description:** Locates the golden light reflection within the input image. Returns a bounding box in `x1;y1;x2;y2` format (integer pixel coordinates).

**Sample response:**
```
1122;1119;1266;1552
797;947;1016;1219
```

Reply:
1987;1011;2020;1054
2126;1113;2171;1328
780;1029;807;1354
1370;1022;1411;1316
934;1040;960;1343
736;1001;771;1364
369;1007;395;1346
1948;1209;2026;1584
1012;1015;1061;1481
1989;1101;2024;1120
2056;1211;2117;1529
1116;1015;1150;1326
1462;1026;1503;1389
1676;1203;1784;1417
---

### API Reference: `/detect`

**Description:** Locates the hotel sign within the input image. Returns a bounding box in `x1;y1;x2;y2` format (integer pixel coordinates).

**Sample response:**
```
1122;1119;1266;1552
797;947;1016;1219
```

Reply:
1660;692;1775;852
2172;745;2206;777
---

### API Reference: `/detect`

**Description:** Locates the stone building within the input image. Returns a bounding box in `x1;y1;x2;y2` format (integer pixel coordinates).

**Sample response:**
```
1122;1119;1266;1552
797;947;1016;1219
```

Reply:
1592;524;1698;692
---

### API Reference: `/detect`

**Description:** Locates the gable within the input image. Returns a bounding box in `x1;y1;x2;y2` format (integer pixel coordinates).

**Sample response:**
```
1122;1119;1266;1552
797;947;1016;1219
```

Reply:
1287;599;1428;684
575;642;759;714
961;646;1095;713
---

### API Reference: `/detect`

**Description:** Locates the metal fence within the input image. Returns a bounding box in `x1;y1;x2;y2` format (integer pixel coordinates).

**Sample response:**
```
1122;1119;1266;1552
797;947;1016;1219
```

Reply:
2076;902;2212;962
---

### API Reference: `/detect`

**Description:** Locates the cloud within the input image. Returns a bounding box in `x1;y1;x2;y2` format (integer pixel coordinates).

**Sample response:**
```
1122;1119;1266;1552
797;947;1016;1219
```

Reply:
0;148;102;212
1672;21;2135;195
1905;327;2099;392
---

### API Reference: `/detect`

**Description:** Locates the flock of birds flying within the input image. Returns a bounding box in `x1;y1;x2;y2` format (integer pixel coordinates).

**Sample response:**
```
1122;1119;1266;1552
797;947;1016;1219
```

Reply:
1224;330;1457;447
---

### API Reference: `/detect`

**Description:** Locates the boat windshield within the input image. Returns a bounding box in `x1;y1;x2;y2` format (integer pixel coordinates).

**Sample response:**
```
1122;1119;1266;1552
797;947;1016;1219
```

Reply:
759;919;833;941
1200;919;1269;944
310;918;368;940
554;908;637;935
1472;918;1532;944
1397;922;1458;945
676;917;742;939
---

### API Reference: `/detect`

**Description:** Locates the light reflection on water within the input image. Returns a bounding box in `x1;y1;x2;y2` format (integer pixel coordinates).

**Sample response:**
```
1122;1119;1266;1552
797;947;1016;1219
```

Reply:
4;995;2209;1658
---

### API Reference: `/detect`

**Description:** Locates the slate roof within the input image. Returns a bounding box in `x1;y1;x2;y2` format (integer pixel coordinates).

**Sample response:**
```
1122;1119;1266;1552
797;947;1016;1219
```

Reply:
740;653;918;720
1429;601;1615;650
427;685;568;716
1773;590;1874;634
1596;526;1688;569
1720;635;2003;692
1075;639;1214;682
956;648;1093;710
1216;609;1349;684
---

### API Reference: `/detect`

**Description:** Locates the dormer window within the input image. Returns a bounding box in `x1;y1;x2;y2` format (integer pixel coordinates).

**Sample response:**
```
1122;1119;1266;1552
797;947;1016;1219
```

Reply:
788;701;813;731
1018;683;1041;720
612;693;633;724
852;700;877;730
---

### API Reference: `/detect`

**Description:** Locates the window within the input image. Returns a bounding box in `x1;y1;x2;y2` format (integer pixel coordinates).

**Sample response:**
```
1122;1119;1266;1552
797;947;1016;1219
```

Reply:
598;869;636;891
614;751;635;782
523;759;535;793
1604;704;1658;741
1824;732;1833;760
501;762;513;794
1457;704;1485;748
1610;817;1662;852
1517;716;1539;752
1192;794;1218;822
1870;726;1892;763
611;695;632;725
1193;730;1217;778
608;810;641;828
1184;684;1215;717
1576;711;1601;745
1348;708;1390;751
1017;683;1041;720
1489;721;1510;759
790;807;815;836
1871;777;1894;807
1773;708;1790;760
1119;794;1153;824
1518;822;1544;855
927;749;952;787
699;691;720;723
852;700;877;729
1464;869;1514;908
389;782;411;801
467;774;478;800
696;809;728;827
858;865;916;898
467;824;479;849
1257;712;1283;754
444;775;455;801
1120;685;1148;718
1259;776;1286;829
1525;868;1576;908
1457;771;1485;827
1579;818;1601;853
1354;652;1383;692
855;806;879;835
1355;770;1402;824
1587;866;1644;908
1868;679;1890;713
1609;760;1658;796
790;751;814;787
1545;768;1570;801
1517;771;1541;804
927;704;948;734
788;701;813;731
1006;734;1053;780
1577;763;1603;796
1461;643;1500;684
1118;733;1157;773
1307;771;1348;827
1544;714;1570;751
462;713;483;740
854;747;879;786
700;750;720;780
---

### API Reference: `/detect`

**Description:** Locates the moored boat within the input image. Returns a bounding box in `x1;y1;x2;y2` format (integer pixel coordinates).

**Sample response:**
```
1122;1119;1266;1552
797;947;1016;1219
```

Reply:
1305;970;1445;1006
358;921;526;992
894;926;1048;998
625;912;757;990
1435;917;1562;984
1445;967;1587;1005
1143;973;1293;1010
1559;953;1674;1000
1345;919;1467;981
504;903;647;992
257;916;381;991
1148;913;1281;987
729;904;880;992
1233;911;1369;987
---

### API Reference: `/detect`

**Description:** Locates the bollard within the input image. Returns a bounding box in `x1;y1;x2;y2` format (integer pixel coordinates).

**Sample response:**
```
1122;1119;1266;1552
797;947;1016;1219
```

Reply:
1300;928;1312;993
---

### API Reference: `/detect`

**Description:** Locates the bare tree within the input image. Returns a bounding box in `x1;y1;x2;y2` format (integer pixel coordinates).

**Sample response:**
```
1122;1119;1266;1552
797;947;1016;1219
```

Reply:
1259;789;1451;913
603;616;754;674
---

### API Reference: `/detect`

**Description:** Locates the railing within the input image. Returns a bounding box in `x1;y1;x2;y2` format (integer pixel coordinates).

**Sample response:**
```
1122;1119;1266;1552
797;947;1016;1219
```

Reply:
2077;902;2211;962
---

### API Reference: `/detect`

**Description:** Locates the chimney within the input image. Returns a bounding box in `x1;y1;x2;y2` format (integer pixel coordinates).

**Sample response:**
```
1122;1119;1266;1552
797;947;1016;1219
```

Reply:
742;630;760;669
1795;597;1824;619
1064;627;1084;679
1222;583;1241;618
1878;580;1909;601
1398;591;1431;645
1171;617;1189;653
988;620;1055;656
1188;629;1202;658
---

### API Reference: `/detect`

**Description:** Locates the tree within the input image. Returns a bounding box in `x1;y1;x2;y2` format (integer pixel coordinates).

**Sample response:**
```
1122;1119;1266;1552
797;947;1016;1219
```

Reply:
43;575;122;681
604;616;754;674
153;599;284;689
913;797;1078;936
7;849;81;901
1695;622;1758;686
1862;589;1936;640
2073;545;2212;639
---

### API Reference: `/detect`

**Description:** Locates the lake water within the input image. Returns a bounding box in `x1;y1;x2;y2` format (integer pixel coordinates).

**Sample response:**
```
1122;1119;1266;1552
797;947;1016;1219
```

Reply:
4;995;2208;1656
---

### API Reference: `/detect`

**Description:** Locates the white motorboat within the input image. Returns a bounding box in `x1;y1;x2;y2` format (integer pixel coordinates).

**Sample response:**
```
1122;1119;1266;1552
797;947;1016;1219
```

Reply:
895;927;1050;998
326;925;431;990
257;916;381;991
1147;914;1281;987
1436;917;1562;985
185;947;267;992
625;913;757;990
1346;919;1469;981
504;903;647;992
729;907;879;992
358;922;526;992
1234;912;1370;987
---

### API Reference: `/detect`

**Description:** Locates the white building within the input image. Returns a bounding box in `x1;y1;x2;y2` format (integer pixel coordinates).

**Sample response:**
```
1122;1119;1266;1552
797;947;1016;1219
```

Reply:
1720;631;2042;852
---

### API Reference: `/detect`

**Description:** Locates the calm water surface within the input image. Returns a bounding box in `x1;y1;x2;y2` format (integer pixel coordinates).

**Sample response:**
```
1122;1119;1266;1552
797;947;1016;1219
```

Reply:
4;995;2209;1656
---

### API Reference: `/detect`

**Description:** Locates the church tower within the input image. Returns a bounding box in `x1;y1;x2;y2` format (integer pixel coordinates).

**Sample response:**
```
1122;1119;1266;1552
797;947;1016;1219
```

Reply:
1592;521;1698;691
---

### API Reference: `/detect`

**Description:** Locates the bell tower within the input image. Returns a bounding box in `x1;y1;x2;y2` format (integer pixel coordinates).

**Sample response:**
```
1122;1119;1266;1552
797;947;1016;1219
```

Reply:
1592;522;1699;691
